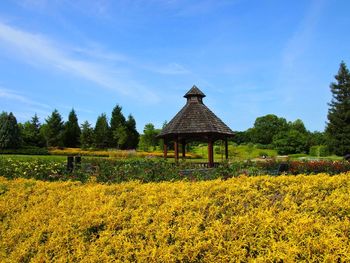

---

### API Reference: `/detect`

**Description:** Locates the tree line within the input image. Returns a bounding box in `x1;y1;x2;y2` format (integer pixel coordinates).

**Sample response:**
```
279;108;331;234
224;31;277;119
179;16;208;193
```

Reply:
0;105;140;150
232;61;350;156
1;61;350;156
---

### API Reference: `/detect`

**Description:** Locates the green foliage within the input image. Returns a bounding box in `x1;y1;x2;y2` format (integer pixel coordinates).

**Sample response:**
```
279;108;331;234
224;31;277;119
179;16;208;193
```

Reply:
0;112;21;149
248;114;288;145
63;109;81;147
0;147;49;155
310;145;330;157
44;109;64;147
308;131;326;146
113;126;128;149
309;146;318;157
273;130;308;155
319;145;330;157
80;121;94;149
326;61;350;156
110;104;126;149
231;131;249;145
94;114;111;149
139;123;160;151
2;156;350;184
125;115;139;149
288;119;307;133
20;114;45;147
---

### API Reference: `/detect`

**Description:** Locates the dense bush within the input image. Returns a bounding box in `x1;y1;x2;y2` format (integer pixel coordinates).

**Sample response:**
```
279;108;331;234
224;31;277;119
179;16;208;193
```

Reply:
0;147;49;155
309;145;330;157
1;174;350;261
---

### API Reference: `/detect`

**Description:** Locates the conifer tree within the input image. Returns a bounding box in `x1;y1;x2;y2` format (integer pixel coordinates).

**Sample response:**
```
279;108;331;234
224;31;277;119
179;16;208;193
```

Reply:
44;109;64;147
80;121;94;149
110;104;126;148
326;61;350;156
0;112;21;149
125;114;139;149
94;113;111;148
21;114;44;147
64;109;81;147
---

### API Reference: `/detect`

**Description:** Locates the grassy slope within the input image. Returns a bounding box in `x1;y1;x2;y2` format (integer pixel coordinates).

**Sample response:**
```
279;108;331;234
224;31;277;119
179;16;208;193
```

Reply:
1;174;350;262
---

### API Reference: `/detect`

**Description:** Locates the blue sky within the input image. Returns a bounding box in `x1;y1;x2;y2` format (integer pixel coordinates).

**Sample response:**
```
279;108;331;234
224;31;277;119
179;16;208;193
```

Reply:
0;0;350;132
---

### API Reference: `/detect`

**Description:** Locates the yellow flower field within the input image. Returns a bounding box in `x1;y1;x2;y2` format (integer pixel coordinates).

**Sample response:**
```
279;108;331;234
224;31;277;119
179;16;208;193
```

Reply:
1;174;350;262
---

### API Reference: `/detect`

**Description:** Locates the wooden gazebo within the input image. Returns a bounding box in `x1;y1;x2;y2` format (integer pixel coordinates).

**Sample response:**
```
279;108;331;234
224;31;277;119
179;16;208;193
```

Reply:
157;85;234;167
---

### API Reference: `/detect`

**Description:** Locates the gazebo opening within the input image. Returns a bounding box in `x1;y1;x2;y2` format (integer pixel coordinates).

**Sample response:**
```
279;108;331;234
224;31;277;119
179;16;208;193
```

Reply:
157;85;234;167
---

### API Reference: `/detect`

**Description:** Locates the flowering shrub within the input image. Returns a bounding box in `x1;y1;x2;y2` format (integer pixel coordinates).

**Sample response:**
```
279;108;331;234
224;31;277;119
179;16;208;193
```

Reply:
2;157;350;184
257;160;350;175
1;174;350;261
49;148;201;159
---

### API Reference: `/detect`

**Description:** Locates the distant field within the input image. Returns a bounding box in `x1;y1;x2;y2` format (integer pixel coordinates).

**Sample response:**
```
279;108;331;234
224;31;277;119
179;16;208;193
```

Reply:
1;174;350;261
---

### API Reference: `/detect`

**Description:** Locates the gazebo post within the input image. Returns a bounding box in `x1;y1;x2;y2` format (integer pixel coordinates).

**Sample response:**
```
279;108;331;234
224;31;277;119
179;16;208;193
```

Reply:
174;138;179;164
208;139;214;168
182;139;186;159
225;138;229;160
163;139;168;159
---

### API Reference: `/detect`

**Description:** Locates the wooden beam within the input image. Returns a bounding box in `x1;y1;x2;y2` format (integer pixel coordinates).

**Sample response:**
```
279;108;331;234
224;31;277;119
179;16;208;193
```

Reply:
225;138;229;160
174;138;179;164
163;140;168;159
208;139;214;168
182;140;186;158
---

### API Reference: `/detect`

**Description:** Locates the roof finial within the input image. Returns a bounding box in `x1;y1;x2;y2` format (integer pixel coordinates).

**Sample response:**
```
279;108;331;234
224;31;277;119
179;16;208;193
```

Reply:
184;85;206;98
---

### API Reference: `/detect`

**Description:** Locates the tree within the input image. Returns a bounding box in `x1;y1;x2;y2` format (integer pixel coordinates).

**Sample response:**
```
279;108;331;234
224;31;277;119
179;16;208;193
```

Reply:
249;114;288;145
63;109;81;147
43;109;64;147
0;112;21;149
289;119;307;134
273;129;308;155
325;61;350;156
80;121;94;149
139;123;159;151
308;131;326;146
94;114;111;148
110;104;126;148
20;114;44;147
125;114;139;149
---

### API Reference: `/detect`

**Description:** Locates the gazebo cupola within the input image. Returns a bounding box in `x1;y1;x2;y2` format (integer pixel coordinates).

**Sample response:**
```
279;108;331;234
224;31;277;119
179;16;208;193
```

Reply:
184;85;206;104
158;85;235;167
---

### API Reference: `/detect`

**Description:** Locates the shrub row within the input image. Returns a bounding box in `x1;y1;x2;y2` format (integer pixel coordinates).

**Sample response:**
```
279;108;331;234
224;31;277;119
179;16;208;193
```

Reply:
1;174;350;261
1;157;350;184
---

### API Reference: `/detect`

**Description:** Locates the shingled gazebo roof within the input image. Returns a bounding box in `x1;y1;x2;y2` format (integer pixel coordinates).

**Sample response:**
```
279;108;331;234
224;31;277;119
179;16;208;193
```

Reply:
158;85;234;140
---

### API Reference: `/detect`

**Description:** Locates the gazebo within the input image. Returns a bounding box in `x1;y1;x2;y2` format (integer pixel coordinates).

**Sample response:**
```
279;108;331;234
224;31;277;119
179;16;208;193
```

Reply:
157;85;235;167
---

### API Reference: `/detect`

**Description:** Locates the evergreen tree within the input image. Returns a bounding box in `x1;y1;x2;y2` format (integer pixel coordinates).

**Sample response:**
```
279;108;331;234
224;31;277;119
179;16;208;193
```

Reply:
0;112;21;149
21;114;44;147
44;109;64;147
63;109;81;147
94;113;111;148
80;121;94;149
110;104;126;148
125;114;139;149
326;61;350;156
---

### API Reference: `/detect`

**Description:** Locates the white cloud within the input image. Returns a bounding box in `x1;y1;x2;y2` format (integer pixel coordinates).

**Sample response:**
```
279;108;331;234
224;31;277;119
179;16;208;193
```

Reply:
0;87;50;109
0;22;160;103
145;62;191;75
282;0;326;68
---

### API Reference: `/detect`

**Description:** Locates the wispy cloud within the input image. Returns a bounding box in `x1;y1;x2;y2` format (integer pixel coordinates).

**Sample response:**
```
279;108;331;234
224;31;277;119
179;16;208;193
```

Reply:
0;22;160;102
0;87;51;109
282;0;326;68
145;62;191;75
